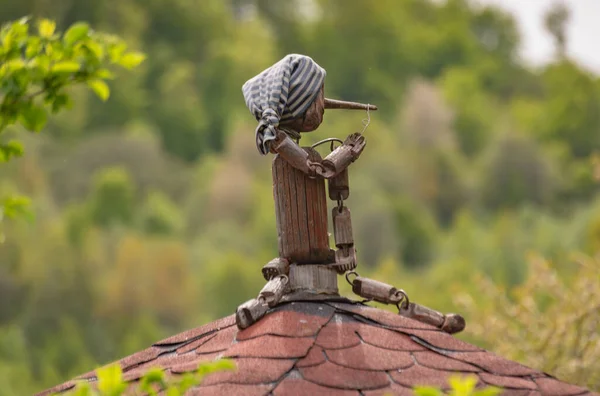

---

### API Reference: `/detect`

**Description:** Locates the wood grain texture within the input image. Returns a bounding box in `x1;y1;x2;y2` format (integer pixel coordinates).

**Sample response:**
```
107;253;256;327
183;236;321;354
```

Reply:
332;206;353;248
272;147;330;264
328;169;349;200
322;145;354;176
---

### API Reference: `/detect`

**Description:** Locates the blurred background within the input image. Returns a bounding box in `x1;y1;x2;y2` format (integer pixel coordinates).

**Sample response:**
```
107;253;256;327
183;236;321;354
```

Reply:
0;0;599;394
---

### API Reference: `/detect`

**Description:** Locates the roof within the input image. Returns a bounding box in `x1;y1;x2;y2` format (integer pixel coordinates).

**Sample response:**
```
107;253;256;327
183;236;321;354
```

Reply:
38;298;596;396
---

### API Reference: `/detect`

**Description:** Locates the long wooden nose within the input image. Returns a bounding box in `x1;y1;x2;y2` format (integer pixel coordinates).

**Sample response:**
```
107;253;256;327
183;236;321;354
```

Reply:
324;98;377;111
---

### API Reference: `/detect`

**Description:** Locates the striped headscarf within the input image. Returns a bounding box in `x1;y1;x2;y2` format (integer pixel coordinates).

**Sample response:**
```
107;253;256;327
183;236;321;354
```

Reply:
242;54;326;155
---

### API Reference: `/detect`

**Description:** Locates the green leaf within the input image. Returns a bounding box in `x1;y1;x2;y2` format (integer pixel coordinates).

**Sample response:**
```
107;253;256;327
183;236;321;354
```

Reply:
64;22;90;46
51;93;73;113
25;37;41;58
69;381;93;396
175;373;198;393
474;387;502;396
51;61;81;73
87;79;110;101
1;195;32;220
95;68;115;79
139;367;167;393
20;105;47;132
165;387;181;396
196;359;236;381
118;52;146;69
449;375;478;394
413;386;444;396
85;40;104;60
141;367;165;384
38;19;56;38
108;42;127;63
3;59;25;73
0;140;24;162
96;364;127;395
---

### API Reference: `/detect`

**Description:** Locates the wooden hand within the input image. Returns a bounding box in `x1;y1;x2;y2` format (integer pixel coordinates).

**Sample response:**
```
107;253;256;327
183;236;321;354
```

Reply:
344;132;366;161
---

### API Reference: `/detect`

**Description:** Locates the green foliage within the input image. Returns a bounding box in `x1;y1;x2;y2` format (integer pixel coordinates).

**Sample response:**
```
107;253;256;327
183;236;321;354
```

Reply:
414;375;501;396
480;133;557;210
0;1;598;395
0;16;144;133
456;254;600;390
0;16;144;227
88;167;135;228
139;191;184;236
63;359;236;396
393;197;438;268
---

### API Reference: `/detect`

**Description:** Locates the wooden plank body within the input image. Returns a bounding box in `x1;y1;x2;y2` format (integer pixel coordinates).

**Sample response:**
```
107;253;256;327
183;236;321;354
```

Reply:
272;147;331;264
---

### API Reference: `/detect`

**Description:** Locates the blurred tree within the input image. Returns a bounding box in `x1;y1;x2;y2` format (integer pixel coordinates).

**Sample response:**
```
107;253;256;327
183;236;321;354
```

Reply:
480;133;557;210
439;66;496;157
139;191;183;236
457;254;600;391
47;133;189;206
393;197;438;269
544;1;570;59
0;244;27;324
539;61;600;159
101;235;195;328
88;167;135;228
399;79;470;225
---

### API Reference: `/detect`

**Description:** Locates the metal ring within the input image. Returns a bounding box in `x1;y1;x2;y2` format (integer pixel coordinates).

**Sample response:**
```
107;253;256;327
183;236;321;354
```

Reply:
394;290;410;311
311;137;343;150
337;197;344;213
345;271;359;286
279;274;289;285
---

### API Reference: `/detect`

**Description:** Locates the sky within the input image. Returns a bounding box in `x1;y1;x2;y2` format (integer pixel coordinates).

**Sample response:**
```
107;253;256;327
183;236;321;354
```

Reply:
477;0;600;73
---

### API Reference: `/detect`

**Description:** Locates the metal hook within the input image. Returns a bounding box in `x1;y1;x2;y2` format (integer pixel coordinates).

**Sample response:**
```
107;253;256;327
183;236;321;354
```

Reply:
345;270;359;286
336;197;345;213
279;274;290;285
311;137;344;151
394;289;410;311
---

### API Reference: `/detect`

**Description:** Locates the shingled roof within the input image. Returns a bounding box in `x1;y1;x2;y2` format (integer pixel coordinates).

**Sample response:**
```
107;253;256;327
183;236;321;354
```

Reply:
38;297;596;396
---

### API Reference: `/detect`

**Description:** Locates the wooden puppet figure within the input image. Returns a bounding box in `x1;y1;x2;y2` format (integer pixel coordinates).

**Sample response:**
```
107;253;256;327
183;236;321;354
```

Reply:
236;54;466;334
241;55;372;279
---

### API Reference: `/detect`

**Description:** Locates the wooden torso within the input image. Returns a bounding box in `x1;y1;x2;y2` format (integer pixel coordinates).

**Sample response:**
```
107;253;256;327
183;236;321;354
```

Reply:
272;147;332;264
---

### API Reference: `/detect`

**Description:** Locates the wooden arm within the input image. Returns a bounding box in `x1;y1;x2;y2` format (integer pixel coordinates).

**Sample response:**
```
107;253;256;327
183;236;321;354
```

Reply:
271;130;365;179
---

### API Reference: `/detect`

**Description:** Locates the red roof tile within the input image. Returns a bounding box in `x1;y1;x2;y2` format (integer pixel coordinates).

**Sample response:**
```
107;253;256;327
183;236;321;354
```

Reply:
273;378;360;395
451;351;540;376
327;302;438;330
170;352;224;373
405;328;483;352
186;383;273;396
390;365;461;389
534;377;591;396
315;317;362;349
237;303;334;340
36;380;76;396
194;325;237;354
357;324;426;351
37;300;598;396
155;315;235;345
299;360;390;390
223;334;313;359
413;351;479;372
175;333;216;354
201;358;295;386
296;345;326;367
479;372;538;390
362;383;414;396
325;342;414;371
